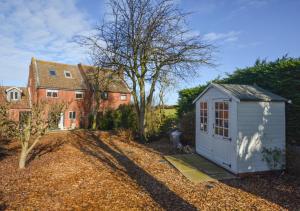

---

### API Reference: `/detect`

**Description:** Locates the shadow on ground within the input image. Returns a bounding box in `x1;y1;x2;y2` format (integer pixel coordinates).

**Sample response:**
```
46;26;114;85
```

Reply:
223;175;300;210
71;131;197;210
0;139;14;161
27;138;65;164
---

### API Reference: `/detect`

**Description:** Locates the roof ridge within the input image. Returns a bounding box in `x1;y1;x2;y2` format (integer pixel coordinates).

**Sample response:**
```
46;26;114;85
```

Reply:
35;59;78;67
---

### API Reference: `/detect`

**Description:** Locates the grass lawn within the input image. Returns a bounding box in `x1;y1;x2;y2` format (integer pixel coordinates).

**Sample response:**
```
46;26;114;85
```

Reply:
0;130;299;210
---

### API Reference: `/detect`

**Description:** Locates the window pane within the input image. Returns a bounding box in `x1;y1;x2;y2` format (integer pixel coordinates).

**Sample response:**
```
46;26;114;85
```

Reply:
49;69;56;76
219;111;223;118
224;102;229;110
224;120;228;128
15;92;18;99
53;92;58;97
219;102;224;110
10;92;14;99
219;128;223;136
224;110;228;119
219;119;223;127
224;129;228;137
204;102;207;109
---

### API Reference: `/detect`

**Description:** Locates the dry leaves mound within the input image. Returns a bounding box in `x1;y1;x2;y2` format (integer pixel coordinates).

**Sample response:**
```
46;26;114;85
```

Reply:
0;130;299;210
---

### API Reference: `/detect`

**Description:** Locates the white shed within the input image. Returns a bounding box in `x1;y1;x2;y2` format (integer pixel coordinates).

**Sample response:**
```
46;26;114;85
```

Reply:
193;83;287;175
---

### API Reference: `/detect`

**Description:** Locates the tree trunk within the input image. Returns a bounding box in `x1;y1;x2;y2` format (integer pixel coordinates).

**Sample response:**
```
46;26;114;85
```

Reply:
92;112;97;130
138;109;146;141
19;143;28;169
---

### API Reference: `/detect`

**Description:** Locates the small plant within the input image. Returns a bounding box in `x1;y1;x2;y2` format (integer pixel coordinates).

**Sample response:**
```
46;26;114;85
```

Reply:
262;147;285;169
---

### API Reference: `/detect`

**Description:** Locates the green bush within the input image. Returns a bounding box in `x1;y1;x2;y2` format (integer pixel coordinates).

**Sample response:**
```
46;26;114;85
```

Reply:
177;85;207;117
113;104;137;131
179;111;195;146
98;110;114;130
92;104;138;132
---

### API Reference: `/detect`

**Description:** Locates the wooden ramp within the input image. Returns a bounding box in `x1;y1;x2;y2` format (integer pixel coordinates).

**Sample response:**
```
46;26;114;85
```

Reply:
165;154;236;183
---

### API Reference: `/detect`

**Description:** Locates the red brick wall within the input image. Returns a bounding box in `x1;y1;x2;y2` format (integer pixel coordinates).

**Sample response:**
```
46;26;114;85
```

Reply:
8;109;31;122
36;88;130;129
100;92;131;110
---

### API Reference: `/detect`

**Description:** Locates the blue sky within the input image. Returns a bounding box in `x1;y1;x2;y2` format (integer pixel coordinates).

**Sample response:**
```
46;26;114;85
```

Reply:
0;0;299;104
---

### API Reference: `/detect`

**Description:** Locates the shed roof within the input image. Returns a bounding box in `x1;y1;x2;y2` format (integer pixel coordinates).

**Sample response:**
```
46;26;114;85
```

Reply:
193;83;287;103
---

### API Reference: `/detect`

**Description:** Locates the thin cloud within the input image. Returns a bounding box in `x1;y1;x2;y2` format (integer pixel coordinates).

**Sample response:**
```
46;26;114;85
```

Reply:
0;0;93;86
203;31;241;43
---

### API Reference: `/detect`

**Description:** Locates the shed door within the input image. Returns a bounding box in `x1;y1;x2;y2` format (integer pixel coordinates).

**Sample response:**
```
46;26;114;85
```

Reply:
212;100;232;169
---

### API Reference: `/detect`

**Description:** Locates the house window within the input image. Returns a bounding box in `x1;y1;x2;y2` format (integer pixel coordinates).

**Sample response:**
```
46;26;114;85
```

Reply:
101;92;108;100
64;70;72;78
69;111;76;119
200;102;208;132
46;90;58;98
49;69;56;76
214;102;229;138
9;91;19;101
75;92;84;99
120;94;127;101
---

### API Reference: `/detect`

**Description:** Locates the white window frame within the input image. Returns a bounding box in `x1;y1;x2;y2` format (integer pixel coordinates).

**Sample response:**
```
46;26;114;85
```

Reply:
75;91;84;99
200;101;208;132
46;90;58;98
69;111;76;120
120;94;127;101
10;91;19;101
64;70;72;78
214;101;229;138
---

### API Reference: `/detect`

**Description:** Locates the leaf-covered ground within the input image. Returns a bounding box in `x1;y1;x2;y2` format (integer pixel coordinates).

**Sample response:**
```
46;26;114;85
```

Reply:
0;130;299;210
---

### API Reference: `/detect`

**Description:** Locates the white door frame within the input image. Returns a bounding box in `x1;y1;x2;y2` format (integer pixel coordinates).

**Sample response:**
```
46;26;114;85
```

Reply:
212;98;232;169
58;113;64;130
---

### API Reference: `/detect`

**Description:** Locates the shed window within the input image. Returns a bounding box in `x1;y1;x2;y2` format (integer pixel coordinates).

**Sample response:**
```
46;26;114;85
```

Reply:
200;102;208;132
69;111;76;119
214;102;229;138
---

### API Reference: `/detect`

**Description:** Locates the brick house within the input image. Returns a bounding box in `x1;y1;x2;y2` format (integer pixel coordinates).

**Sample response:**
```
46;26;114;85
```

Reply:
0;58;131;129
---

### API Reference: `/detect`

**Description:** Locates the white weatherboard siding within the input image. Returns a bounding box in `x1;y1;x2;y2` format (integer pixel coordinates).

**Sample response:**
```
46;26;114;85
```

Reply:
195;87;238;173
236;102;286;173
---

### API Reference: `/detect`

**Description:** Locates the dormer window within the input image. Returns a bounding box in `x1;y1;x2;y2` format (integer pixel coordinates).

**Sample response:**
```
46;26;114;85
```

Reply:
49;69;56;76
64;71;72;78
6;87;22;102
10;91;19;101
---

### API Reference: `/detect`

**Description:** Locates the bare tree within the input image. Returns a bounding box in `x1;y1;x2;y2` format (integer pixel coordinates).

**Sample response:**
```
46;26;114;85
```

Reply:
77;0;213;140
0;101;68;169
